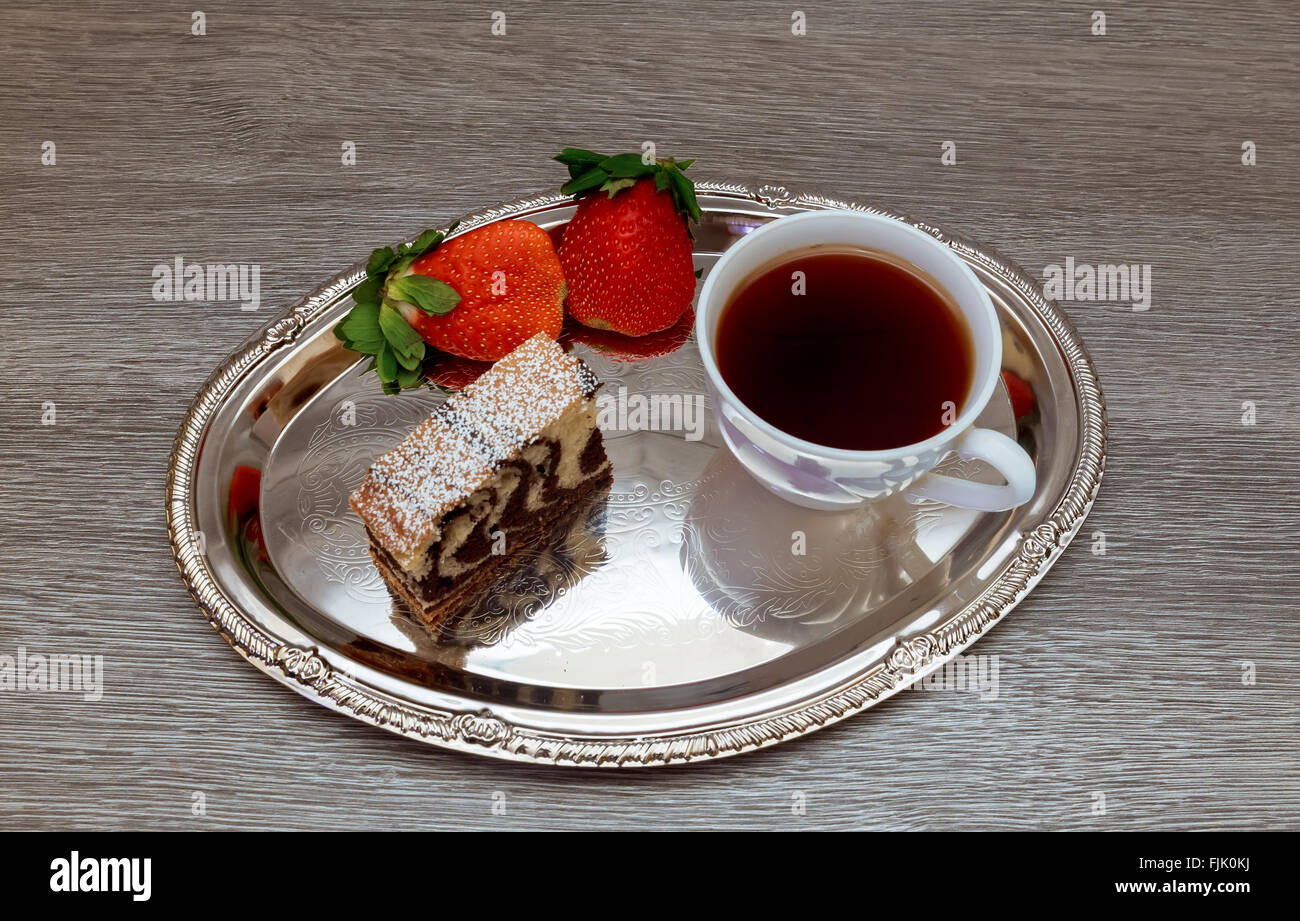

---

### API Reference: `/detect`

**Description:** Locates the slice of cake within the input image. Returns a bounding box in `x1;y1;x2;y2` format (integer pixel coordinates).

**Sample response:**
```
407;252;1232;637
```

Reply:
437;482;610;646
350;334;612;628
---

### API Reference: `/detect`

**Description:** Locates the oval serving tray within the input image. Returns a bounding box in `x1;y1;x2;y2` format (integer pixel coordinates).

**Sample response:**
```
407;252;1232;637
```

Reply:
166;184;1106;767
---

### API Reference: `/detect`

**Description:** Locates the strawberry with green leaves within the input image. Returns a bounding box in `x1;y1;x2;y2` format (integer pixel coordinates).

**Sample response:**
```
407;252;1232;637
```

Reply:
335;221;565;393
554;148;700;337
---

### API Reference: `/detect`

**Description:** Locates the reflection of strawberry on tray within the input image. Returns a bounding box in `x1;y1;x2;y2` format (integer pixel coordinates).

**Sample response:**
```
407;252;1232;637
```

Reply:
227;464;268;565
561;308;694;363
1000;369;1036;419
423;352;493;392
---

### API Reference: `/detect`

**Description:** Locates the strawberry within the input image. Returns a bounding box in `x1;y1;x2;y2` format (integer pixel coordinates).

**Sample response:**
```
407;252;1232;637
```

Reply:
403;220;564;361
335;220;565;392
554;148;700;337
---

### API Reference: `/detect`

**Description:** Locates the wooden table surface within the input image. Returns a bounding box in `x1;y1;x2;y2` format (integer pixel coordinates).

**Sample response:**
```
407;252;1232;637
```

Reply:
2;1;1297;831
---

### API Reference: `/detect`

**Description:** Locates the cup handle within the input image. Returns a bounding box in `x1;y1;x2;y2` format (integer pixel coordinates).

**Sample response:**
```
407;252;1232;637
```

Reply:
908;427;1036;512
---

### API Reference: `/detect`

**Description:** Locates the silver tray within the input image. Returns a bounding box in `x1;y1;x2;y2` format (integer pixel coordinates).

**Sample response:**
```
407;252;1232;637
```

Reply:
166;184;1106;767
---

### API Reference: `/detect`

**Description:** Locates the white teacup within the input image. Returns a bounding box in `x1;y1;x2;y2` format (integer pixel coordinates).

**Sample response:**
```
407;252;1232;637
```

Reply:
695;210;1036;512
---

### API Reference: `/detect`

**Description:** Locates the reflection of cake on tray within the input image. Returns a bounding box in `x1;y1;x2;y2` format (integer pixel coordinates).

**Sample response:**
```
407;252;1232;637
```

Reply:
350;334;612;629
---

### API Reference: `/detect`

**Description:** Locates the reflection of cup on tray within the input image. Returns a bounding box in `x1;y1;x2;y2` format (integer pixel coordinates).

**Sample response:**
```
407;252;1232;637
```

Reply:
681;451;937;643
695;210;1036;511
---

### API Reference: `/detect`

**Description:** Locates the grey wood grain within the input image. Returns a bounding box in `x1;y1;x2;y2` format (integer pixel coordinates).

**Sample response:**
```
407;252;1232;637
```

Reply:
1;0;1298;831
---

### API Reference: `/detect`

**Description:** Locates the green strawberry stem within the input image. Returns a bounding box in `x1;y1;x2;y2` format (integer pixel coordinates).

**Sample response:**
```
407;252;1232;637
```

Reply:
333;226;462;395
554;148;701;222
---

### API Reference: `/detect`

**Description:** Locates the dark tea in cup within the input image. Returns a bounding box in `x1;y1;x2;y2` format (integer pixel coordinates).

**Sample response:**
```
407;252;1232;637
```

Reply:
715;247;975;451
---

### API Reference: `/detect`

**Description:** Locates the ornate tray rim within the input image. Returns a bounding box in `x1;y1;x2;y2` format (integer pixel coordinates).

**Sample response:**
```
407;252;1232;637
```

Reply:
165;183;1107;767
